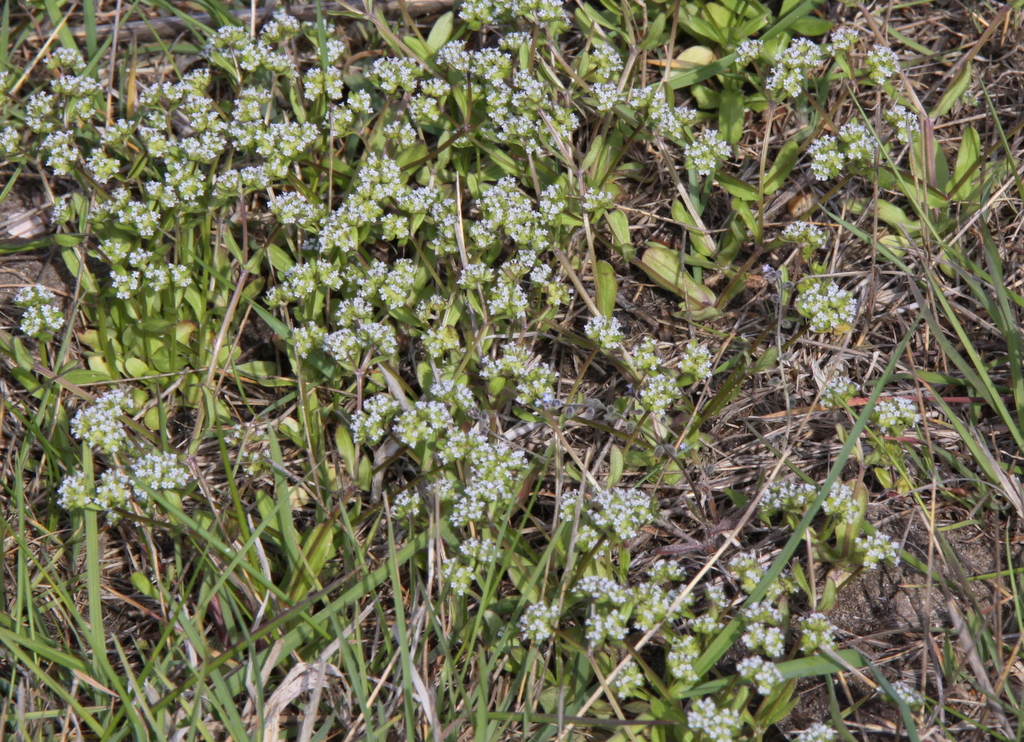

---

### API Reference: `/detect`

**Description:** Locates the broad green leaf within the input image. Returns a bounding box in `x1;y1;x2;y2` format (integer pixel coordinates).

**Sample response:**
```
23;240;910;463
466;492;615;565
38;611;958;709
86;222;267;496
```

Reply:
124;357;151;377
426;11;453;53
764;139;800;195
674;45;717;67
950;125;981;200
672;199;717;256
605;209;634;261
608;445;624;486
287;522;337;603
7;334;35;370
638;13;667;50
638;245;718;319
930;60;972;119
719;86;745;144
790;16;832;35
595;259;618;317
716;172;758;201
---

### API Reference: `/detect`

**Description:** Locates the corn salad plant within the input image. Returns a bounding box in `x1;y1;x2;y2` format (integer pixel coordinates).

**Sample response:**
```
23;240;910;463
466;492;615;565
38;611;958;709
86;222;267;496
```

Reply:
2;0;1023;739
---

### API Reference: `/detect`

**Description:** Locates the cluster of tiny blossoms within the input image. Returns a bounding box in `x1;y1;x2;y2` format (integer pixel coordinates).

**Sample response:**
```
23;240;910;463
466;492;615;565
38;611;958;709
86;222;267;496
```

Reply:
70;389;131;454
14;284;64;340
687;697;743;742
795;279;858;333
872;397;921;436
560;487;656;549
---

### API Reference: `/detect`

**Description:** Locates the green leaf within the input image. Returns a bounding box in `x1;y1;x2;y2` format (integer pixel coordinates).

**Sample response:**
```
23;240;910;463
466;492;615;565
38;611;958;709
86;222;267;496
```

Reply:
11;336;34;370
789;16;832;35
638;245;718;319
638;13;667;50
61;247;99;294
930;60;972;119
62;369;112;385
124;358;151;378
719;86;745;145
672;199;716;256
716;172;757;201
425;11;453;54
949;125;981;200
286;522;337;603
595;259;618;318
0;233;84;254
605;209;634;261
764;139;800;195
819;574;838;611
608;445;624;486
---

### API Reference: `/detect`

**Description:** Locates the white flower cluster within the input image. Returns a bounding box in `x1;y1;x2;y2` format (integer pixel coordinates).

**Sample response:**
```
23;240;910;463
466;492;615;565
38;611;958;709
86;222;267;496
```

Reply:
519;601;560;641
857;531;901;568
684;129;731;176
70;389;131;454
458;0;567;28
743;621;785;657
632;85;696;140
481;346;559;407
796;722;837;742
668;634;700;684
866;45;901;85
561;487;656;547
799;612;837;652
767;38;824;98
441;536;501;595
58;448;190;521
886;680;924;709
761;481;816;514
872;397;920;436
612;659;645;697
808;135;844;181
884;104;919;145
130;451;190;493
678;339;713;381
590;42;624;82
737;655;783;694
590;82;622;112
687;697;743;742
741;600;782;625
782;222;828;251
826;28;859;55
795;280;858;333
14;284;64;339
633;583;683;630
821;375;857;408
585;605;631;645
444;434;527;528
351;394;401;444
823;482;859;524
585;314;625;350
839;122;876;164
574;575;632;605
735;39;763;66
728;552;764;593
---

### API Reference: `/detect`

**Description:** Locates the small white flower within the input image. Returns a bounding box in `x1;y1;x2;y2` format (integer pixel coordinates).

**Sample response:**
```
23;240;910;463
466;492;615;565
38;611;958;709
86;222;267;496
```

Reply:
866;45;901;84
585;314;625;350
685;129;730;176
796;722;837;742
857;531;901;568
735;39;763;66
737;655;783;694
687;697;742;742
520;602;560;641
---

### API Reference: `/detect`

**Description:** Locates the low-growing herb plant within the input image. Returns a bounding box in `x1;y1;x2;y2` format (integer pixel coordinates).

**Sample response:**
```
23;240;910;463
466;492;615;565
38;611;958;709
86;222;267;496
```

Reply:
2;0;1021;739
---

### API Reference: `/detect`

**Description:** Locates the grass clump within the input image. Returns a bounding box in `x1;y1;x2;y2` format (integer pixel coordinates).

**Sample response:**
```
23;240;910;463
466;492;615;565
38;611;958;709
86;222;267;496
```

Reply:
2;0;1024;740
